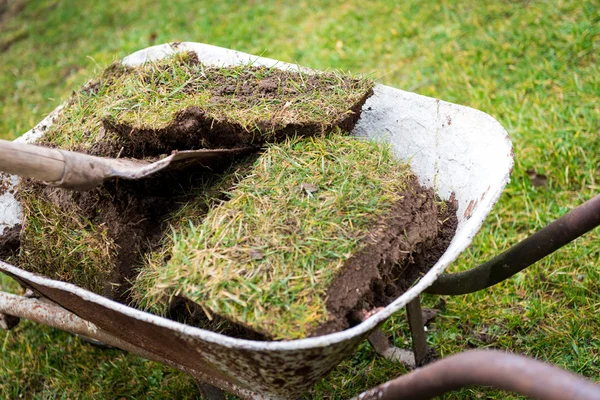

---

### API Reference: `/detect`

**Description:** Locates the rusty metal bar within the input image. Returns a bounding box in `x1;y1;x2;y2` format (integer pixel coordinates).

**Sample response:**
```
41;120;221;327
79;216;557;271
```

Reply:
427;193;600;295
353;350;600;400
405;296;429;367
0;291;196;376
0;291;100;337
0;291;162;361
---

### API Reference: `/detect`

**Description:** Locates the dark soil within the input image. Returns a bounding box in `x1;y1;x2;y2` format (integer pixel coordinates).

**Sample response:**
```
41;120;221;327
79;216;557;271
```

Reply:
166;296;267;341
0;224;20;261
313;178;458;337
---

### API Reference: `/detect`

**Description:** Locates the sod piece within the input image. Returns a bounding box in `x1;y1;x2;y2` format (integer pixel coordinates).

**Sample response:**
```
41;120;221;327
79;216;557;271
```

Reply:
132;135;457;340
39;51;374;158
13;53;374;302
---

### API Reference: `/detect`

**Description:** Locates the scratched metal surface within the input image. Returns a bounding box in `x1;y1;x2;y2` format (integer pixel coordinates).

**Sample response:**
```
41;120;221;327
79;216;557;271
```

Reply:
0;43;513;399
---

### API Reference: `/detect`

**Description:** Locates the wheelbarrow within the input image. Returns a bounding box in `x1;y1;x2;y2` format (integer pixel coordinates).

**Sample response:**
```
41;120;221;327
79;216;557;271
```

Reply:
0;43;598;399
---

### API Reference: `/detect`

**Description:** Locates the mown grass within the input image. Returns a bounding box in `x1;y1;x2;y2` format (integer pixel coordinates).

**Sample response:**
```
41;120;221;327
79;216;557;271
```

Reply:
0;0;598;398
133;135;412;340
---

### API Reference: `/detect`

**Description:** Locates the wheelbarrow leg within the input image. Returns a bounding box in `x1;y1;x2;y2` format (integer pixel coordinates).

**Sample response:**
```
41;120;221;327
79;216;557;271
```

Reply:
406;295;430;366
365;295;431;369
196;381;226;400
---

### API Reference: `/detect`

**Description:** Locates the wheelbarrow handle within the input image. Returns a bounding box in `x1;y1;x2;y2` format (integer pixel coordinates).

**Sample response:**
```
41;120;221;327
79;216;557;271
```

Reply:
354;349;600;400
0;139;66;183
426;193;600;295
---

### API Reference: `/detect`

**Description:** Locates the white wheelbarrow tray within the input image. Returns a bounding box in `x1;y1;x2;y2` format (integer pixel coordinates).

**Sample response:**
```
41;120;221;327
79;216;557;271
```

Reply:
0;42;513;399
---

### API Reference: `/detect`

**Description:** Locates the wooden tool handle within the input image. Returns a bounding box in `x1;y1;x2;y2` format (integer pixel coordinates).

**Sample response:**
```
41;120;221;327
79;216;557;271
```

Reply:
0;139;66;183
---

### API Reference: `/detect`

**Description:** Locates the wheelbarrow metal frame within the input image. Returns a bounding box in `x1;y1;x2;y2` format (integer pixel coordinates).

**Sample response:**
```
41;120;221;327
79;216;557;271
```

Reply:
427;192;600;295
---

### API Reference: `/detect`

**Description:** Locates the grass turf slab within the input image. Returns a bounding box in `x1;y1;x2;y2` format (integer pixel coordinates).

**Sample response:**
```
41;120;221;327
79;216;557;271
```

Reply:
132;135;456;340
39;51;374;158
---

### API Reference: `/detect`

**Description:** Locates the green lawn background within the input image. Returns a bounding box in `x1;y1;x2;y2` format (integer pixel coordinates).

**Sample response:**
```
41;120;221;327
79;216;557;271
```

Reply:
0;0;598;398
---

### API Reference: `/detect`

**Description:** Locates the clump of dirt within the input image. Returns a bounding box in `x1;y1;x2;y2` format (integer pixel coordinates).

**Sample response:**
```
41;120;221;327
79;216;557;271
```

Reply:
163;180;457;341
102;70;372;158
313;181;458;336
344;195;457;332
38;51;374;159
0;224;20;261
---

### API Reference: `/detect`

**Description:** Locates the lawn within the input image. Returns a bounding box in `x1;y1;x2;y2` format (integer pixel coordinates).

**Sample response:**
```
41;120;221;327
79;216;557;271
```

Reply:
0;0;598;398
